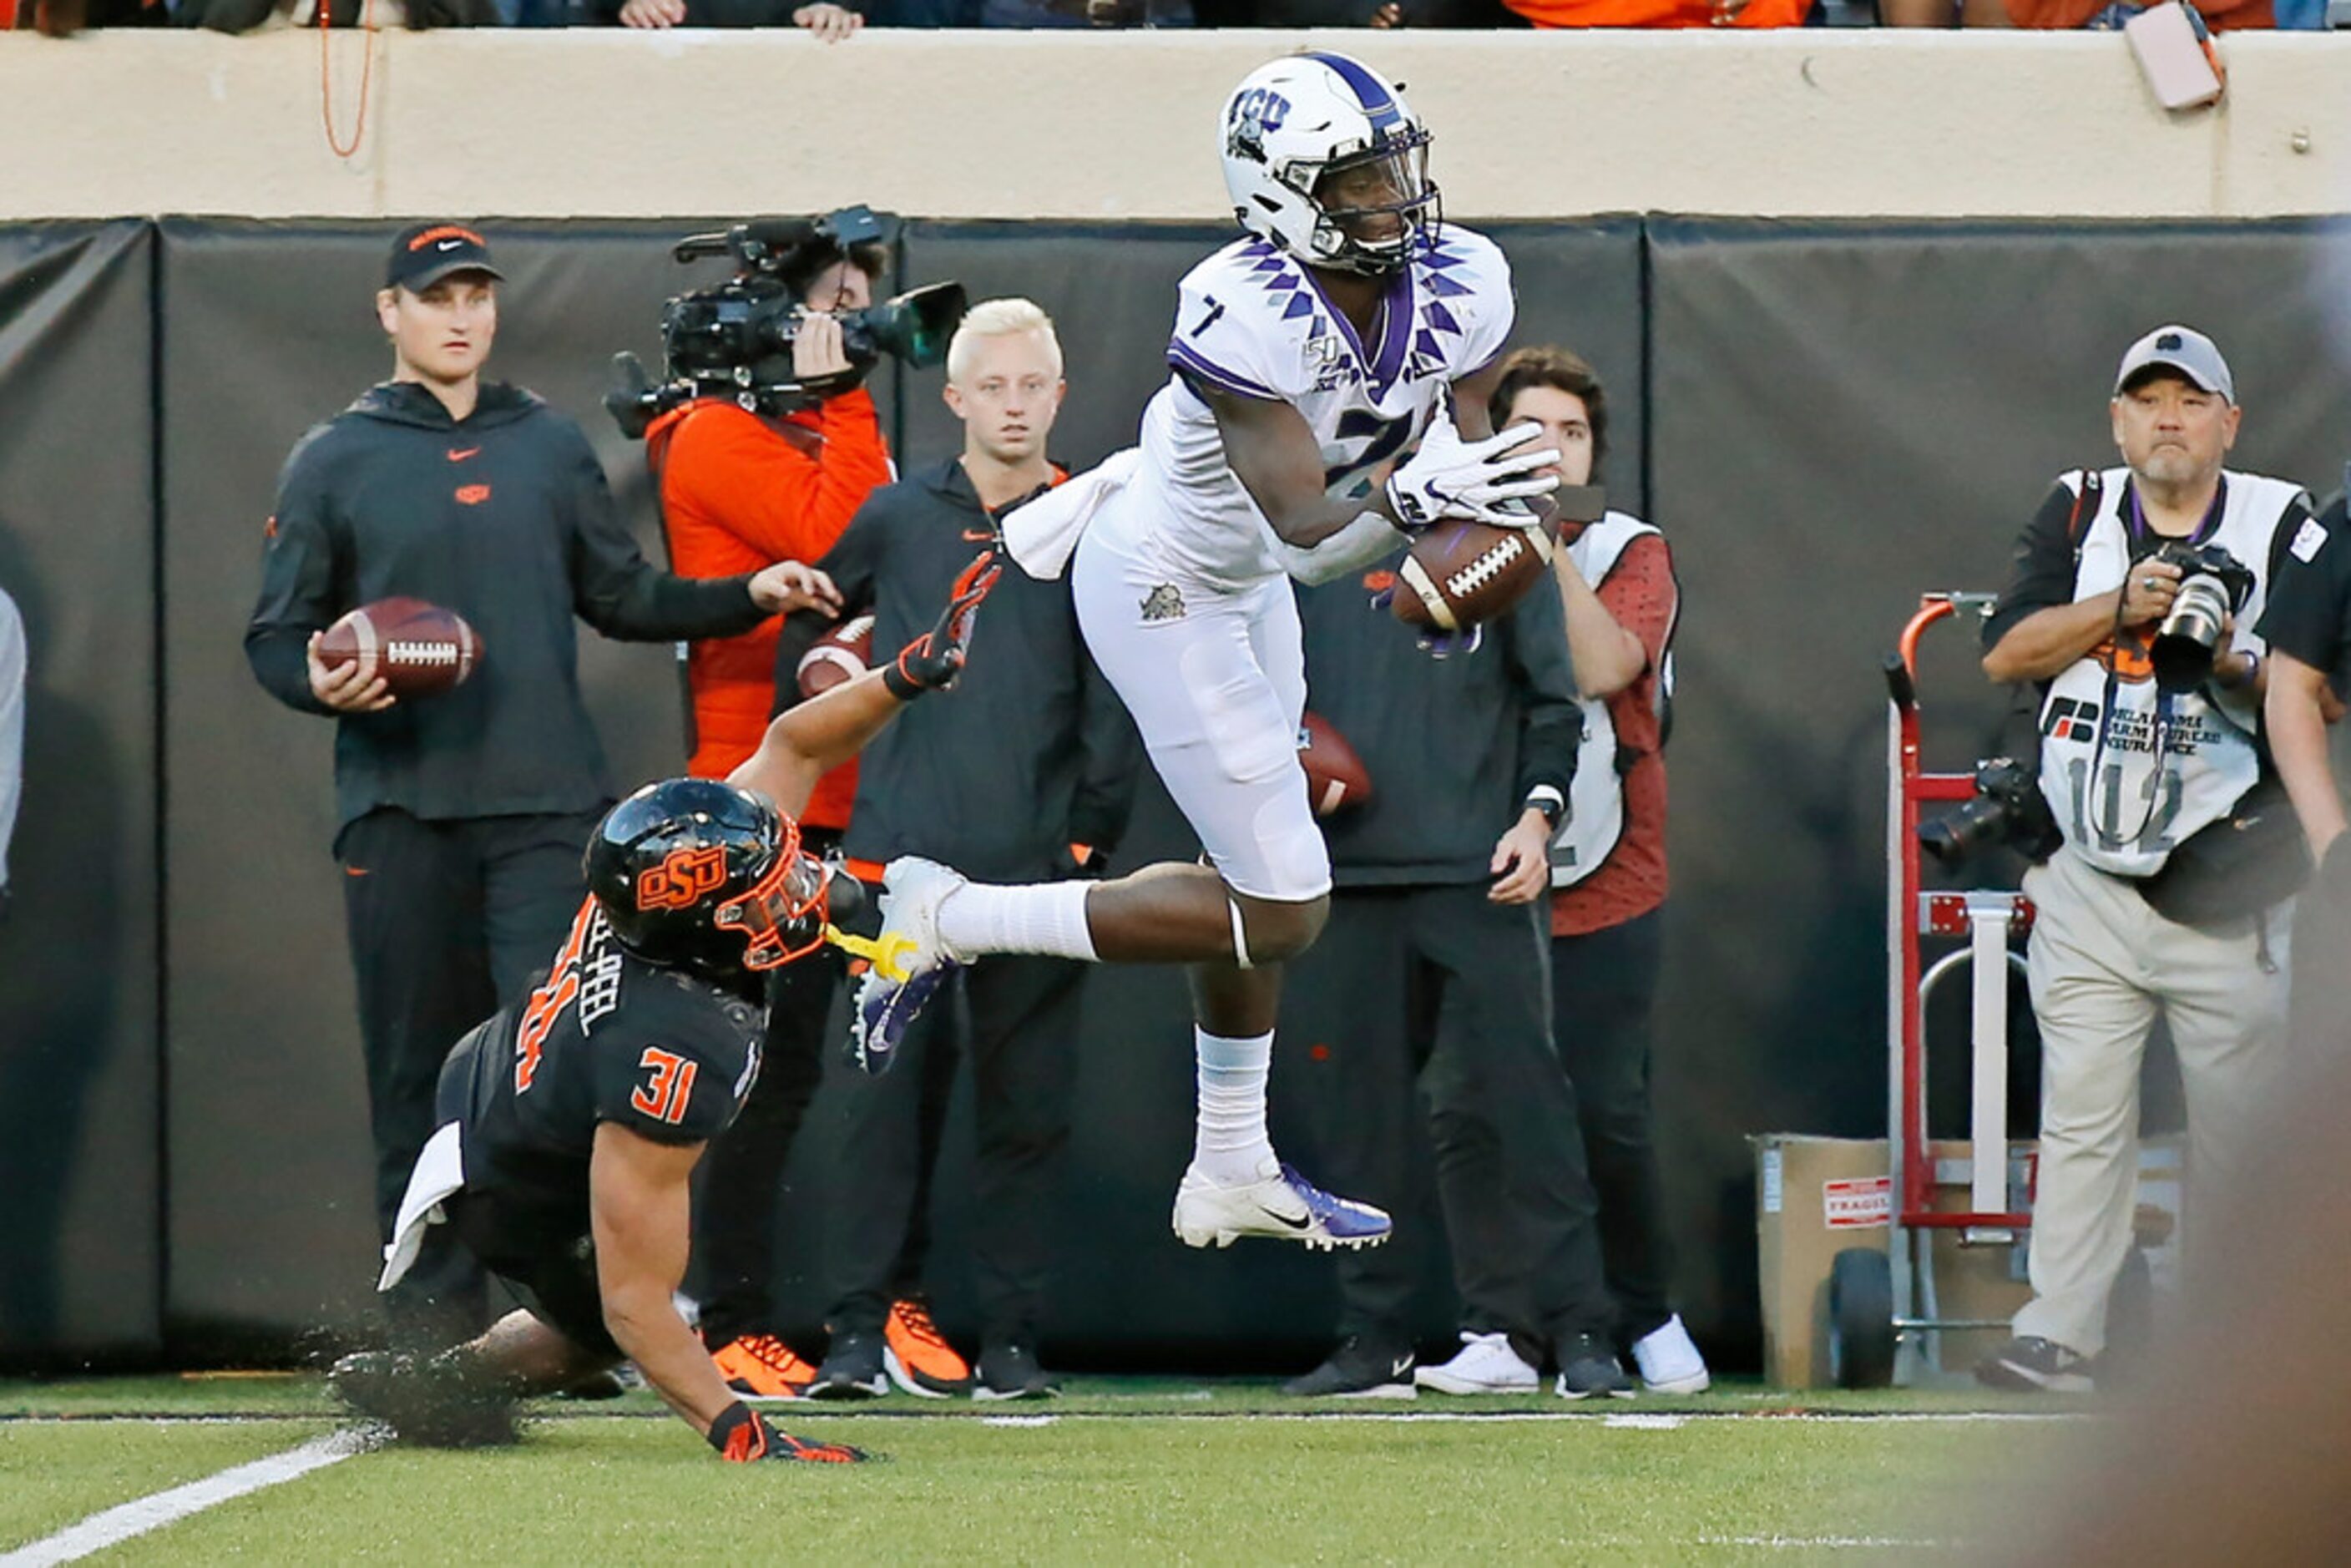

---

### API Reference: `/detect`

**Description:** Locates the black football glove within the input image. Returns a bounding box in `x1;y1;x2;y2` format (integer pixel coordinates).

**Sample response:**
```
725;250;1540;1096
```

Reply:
707;1400;869;1464
883;550;1002;701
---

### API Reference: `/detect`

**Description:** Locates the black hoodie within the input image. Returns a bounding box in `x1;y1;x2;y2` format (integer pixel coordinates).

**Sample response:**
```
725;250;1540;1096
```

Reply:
246;381;768;829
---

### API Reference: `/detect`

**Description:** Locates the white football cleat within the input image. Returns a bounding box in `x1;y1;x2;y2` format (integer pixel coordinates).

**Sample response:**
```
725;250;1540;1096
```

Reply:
1631;1314;1710;1394
847;857;968;1076
1414;1330;1540;1395
1171;1161;1391;1252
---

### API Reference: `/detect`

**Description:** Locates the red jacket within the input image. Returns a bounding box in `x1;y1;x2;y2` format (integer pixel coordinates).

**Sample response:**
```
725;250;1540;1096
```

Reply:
647;392;893;831
1509;0;1810;26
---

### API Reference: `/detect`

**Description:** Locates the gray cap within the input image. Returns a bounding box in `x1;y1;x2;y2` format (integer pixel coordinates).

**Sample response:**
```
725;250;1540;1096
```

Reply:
2113;324;2234;404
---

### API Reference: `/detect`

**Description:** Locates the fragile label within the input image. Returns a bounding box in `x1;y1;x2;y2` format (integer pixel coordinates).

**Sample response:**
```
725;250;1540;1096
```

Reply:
1823;1176;1892;1230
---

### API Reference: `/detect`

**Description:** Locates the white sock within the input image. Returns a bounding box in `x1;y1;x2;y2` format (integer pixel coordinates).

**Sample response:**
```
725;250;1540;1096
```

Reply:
1191;1027;1277;1185
934;880;1098;962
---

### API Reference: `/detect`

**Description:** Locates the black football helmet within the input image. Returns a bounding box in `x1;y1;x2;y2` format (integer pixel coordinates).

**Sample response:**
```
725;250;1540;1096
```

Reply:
584;778;835;987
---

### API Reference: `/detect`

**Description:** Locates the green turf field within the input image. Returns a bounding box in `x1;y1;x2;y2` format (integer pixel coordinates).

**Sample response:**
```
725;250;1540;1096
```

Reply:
0;1377;2086;1563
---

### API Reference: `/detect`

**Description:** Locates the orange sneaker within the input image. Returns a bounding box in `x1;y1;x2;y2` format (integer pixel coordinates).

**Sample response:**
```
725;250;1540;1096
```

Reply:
710;1333;817;1401
883;1297;973;1398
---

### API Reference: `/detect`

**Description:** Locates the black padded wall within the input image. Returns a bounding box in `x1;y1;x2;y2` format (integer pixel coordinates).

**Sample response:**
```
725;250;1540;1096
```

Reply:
0;222;161;1364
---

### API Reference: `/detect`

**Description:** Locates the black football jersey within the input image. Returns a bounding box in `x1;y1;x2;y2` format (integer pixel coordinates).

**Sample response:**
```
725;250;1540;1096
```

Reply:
444;897;765;1221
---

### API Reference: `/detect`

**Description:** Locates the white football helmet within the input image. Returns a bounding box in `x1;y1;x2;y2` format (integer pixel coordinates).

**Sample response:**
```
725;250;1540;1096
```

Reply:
1219;52;1438;278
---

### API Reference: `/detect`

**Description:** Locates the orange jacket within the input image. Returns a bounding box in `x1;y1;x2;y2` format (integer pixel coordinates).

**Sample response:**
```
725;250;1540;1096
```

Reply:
1509;0;1808;23
647;391;894;831
2005;0;2267;26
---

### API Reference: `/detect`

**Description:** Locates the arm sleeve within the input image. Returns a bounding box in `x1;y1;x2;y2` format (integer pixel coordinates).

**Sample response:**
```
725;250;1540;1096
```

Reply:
1503;578;1582;802
564;423;768;643
1982;480;2086;650
663;392;893;564
1069;636;1144;855
243;435;342;716
2257;497;2350;672
1165;268;1299;404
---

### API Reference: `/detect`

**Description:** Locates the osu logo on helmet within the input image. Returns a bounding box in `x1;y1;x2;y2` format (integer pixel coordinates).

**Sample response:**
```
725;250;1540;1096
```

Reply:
637;845;728;911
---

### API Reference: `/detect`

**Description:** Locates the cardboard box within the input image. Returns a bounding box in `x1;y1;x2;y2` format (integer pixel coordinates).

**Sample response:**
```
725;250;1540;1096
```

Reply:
1753;1134;2183;1388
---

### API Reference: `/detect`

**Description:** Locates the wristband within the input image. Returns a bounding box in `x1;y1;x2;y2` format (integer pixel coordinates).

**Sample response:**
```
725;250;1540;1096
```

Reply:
1525;785;1566;832
882;658;927;702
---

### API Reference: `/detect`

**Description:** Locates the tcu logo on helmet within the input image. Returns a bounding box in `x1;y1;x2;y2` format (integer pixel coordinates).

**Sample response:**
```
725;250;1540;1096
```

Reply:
637;845;728;911
1226;86;1290;164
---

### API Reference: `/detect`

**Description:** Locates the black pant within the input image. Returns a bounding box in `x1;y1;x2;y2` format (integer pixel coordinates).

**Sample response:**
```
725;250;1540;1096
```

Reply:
338;806;601;1343
690;938;838;1348
822;955;1083;1348
1281;884;1614;1366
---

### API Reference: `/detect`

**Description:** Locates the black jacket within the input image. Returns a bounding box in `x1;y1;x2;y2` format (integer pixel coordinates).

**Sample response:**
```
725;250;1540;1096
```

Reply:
812;458;1141;881
247;381;767;829
1297;549;1580;889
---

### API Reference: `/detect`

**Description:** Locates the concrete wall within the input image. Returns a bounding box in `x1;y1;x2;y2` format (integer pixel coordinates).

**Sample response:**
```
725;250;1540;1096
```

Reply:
3;30;2350;222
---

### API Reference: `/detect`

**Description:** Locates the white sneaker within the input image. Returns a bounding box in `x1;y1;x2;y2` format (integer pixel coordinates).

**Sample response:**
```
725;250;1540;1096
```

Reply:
848;857;968;1076
1631;1314;1710;1393
1170;1161;1392;1252
1413;1331;1540;1395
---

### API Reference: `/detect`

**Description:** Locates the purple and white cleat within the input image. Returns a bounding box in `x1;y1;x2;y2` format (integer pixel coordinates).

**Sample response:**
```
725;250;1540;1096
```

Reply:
847;857;968;1076
1171;1160;1393;1252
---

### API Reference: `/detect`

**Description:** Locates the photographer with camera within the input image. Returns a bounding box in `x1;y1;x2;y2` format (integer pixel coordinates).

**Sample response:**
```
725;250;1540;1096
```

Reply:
1970;326;2311;1393
630;212;907;1398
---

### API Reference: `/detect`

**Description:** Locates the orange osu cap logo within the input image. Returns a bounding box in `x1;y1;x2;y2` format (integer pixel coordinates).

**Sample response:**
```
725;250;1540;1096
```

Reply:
455;484;491;506
638;845;728;911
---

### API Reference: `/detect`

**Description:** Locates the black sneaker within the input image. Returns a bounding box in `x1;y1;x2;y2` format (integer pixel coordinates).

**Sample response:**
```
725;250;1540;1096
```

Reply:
1554;1333;1635;1399
1281;1335;1417;1399
806;1330;888;1399
1975;1335;2095;1393
973;1339;1059;1402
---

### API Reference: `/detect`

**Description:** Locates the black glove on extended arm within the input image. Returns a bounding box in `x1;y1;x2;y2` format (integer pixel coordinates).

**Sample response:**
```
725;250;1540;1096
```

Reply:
882;550;1002;701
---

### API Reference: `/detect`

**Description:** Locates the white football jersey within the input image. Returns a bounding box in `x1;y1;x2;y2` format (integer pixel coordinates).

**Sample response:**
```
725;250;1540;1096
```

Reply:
1094;224;1516;590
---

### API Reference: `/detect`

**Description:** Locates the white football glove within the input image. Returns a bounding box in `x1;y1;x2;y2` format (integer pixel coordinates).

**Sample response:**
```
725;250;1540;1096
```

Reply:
1384;416;1560;533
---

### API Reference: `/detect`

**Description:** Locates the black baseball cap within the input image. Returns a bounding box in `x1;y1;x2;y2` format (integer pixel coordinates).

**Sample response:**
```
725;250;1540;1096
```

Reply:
385;222;505;293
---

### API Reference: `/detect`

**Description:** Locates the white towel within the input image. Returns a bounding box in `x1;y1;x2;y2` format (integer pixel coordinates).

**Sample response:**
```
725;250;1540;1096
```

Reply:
377;1120;466;1292
1001;448;1141;580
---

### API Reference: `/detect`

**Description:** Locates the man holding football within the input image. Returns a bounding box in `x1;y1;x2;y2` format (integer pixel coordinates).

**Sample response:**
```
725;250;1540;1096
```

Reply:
852;53;1560;1257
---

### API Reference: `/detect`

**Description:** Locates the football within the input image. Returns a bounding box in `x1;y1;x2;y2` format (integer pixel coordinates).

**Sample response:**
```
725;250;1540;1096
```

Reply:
1390;519;1554;635
318;596;482;697
796;613;876;699
1298;711;1371;817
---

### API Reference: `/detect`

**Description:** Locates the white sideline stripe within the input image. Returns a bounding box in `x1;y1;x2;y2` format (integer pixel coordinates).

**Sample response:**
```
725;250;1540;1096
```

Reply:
0;1428;376;1567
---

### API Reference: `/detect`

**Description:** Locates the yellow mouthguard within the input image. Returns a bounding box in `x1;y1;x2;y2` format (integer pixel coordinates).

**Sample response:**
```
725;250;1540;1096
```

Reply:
823;925;916;983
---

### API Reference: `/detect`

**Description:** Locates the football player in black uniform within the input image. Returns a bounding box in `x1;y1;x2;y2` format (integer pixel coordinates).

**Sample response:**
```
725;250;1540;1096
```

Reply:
331;559;997;1464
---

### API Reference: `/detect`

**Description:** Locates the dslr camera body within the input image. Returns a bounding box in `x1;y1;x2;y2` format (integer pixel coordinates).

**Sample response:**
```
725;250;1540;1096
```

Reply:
1919;755;2060;867
2147;539;2256;694
607;206;968;438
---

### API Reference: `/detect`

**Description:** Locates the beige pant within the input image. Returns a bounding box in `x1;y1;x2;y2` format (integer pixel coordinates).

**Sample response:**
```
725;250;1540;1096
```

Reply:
2014;842;2290;1358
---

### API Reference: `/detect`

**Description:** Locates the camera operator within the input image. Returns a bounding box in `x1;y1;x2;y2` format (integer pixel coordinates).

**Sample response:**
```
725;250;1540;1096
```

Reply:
641;221;897;1398
1972;325;2310;1393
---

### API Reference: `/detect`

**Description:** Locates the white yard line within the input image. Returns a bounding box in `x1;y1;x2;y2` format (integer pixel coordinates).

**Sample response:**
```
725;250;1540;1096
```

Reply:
0;1428;377;1567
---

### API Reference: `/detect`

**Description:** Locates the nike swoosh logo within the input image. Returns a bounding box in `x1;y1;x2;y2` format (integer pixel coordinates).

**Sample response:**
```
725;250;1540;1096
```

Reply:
1389;1357;1413;1379
437;238;463;250
447;448;480;462
1261;1206;1312;1232
343;866;371;878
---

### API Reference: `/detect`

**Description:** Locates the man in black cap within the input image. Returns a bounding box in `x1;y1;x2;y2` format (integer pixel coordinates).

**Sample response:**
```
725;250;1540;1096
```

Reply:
246;222;837;1349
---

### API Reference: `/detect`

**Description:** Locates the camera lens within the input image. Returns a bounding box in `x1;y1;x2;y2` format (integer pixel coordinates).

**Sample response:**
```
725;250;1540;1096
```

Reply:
2151;573;2231;692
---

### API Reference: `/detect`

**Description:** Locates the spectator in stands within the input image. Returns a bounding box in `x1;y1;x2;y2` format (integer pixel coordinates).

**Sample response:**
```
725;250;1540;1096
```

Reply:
1424;347;1709;1395
608;0;860;31
643;220;894;1400
245;222;829;1351
1277;521;1630;1400
0;584;21;921
2000;0;2278;28
1974;325;2308;1392
806;299;1139;1404
2257;463;2351;1054
1490;0;1808;27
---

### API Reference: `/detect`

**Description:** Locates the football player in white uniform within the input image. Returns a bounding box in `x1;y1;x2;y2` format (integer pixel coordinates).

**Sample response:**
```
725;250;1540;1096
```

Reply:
853;52;1559;1252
